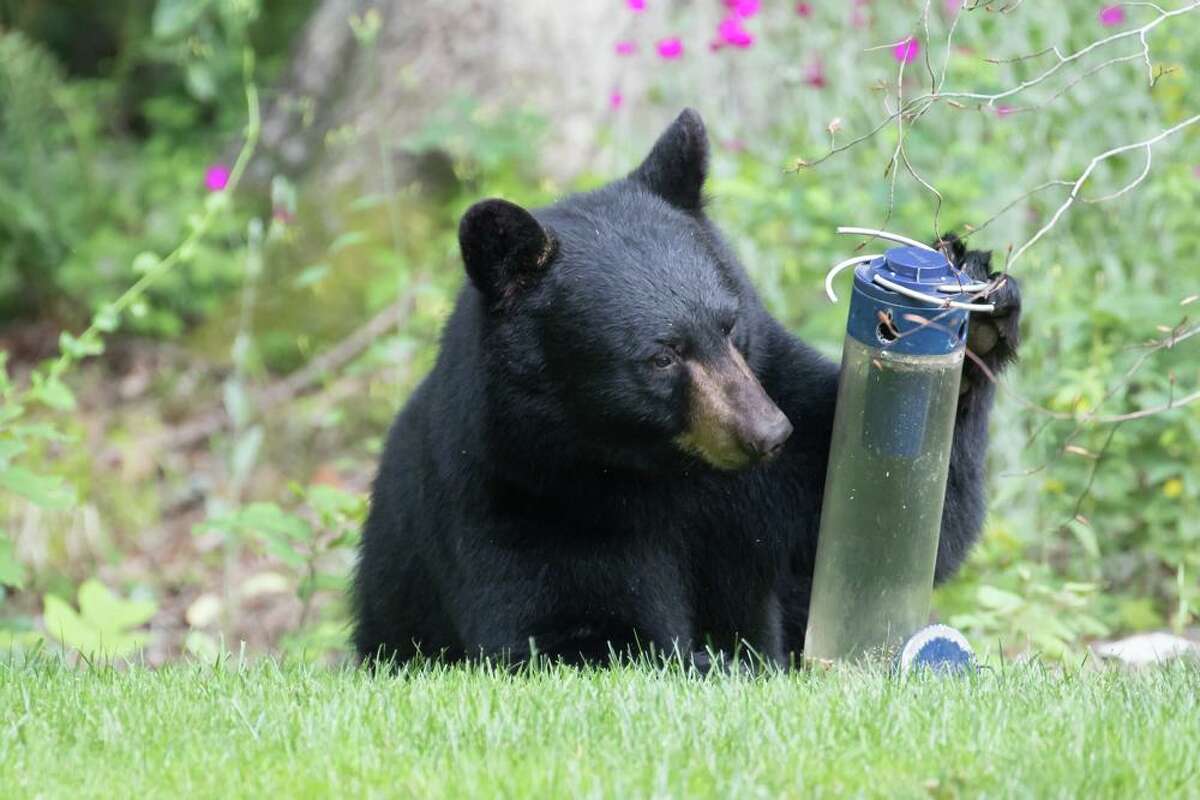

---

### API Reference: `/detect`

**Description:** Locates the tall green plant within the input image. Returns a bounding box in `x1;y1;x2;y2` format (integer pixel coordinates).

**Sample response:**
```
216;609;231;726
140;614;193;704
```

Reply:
0;48;261;656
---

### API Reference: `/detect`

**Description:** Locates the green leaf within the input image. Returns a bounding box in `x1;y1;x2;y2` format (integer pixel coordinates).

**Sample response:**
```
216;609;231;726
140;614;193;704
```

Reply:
184;62;217;102
131;251;161;274
258;532;306;569
58;331;104;360
0;466;75;509
152;0;211;38
9;424;72;443
292;264;330;289
238;503;312;542
1066;518;1100;560
32;375;75;412
977;585;1023;613
329;231;367;254
93;305;120;333
42;595;97;653
306;485;366;522
78;579;157;631
42;580;156;659
0;439;27;465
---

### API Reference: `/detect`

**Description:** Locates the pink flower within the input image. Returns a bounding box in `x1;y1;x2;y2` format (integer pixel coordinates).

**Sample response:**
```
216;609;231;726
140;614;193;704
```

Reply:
615;40;637;56
609;89;624;110
627;0;645;10
944;0;959;14
795;2;813;16
657;37;683;59
204;163;230;192
893;37;919;64
804;59;827;88
722;138;747;153
850;8;867;27
1192;165;1200;179
995;105;1015;118
716;16;755;48
1098;5;1125;26
724;0;760;17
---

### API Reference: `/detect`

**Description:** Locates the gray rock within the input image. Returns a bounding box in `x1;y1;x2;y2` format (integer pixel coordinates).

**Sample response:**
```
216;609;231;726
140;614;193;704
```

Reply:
1092;632;1200;667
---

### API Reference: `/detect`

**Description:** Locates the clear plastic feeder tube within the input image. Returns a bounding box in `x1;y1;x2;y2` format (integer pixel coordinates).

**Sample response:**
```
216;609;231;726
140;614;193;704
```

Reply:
805;245;972;662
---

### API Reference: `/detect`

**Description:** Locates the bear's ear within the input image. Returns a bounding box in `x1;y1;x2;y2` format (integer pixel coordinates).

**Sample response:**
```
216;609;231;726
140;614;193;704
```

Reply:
630;108;709;212
459;198;557;304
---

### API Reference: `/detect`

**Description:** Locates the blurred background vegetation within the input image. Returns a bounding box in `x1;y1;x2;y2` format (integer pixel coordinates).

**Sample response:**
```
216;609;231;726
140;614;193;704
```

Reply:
0;0;1197;664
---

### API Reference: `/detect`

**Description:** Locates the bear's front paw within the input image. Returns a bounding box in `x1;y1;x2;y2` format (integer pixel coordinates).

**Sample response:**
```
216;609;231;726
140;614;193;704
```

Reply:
935;235;1022;385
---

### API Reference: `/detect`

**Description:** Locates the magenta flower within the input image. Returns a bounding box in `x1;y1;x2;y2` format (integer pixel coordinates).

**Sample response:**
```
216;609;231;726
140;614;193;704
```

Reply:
804;59;827;88
893;37;920;64
724;0;760;17
609;89;624;110
615;40;637;56
995;105;1015;118
627;0;646;11
945;0;959;14
204;163;231;192
657;37;683;59
1098;5;1125;26
716;16;755;48
796;2;813;16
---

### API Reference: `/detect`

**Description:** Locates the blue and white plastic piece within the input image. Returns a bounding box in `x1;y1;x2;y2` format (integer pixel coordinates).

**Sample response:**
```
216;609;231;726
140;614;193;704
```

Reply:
895;624;976;675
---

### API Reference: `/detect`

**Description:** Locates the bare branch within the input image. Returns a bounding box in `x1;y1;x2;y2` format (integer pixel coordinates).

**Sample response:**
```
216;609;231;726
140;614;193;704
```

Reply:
1085;144;1153;203
938;1;1199;107
996;52;1145;116
1006;113;1200;271
1088;389;1200;423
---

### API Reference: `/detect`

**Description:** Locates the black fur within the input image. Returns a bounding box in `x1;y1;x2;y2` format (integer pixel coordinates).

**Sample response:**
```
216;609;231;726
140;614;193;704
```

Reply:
352;109;1022;668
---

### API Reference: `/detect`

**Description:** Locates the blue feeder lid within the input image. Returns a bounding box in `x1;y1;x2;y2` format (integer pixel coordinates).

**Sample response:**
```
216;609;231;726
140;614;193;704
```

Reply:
846;246;973;355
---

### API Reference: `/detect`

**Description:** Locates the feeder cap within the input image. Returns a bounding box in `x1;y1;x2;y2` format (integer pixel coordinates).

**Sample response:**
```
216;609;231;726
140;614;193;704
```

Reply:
884;246;951;280
846;244;972;355
853;245;970;299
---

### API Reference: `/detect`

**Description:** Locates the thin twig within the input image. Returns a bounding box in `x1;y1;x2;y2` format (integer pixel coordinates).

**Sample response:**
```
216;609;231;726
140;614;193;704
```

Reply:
1006;113;1200;271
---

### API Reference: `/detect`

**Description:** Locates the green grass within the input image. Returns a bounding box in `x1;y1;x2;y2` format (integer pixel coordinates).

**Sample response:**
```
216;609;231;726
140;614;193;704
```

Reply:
1;658;1197;798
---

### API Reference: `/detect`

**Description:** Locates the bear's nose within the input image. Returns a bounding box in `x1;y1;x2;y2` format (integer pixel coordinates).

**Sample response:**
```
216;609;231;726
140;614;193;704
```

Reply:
748;410;793;461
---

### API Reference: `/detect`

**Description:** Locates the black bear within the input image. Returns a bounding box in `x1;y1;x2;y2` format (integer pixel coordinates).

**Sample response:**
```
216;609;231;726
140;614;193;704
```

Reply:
352;109;1020;667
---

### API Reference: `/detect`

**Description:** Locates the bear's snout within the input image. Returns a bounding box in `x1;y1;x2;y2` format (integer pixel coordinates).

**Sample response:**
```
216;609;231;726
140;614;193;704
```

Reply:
745;403;793;461
674;344;793;470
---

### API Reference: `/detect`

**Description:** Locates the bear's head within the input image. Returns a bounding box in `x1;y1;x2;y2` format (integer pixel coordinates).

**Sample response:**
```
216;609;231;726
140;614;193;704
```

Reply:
458;109;792;473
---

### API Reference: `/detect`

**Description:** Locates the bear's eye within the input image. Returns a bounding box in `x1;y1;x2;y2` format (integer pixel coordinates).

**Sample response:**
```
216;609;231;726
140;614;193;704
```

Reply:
721;320;736;337
651;351;677;370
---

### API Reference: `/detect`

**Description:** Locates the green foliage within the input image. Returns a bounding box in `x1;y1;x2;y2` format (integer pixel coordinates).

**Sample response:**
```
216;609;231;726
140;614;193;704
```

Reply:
196;483;365;658
42;579;157;658
200;484;363;574
0;0;287;332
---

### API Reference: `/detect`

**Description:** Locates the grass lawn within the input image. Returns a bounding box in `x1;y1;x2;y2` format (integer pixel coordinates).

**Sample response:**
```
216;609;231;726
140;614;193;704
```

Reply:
1;657;1197;798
